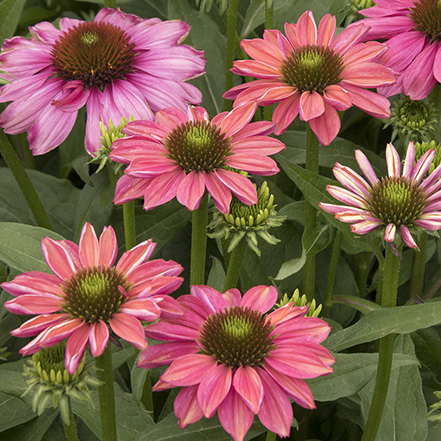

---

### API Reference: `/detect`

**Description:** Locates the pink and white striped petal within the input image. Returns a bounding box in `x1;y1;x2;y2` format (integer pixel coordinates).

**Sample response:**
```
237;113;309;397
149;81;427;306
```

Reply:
89;320;109;357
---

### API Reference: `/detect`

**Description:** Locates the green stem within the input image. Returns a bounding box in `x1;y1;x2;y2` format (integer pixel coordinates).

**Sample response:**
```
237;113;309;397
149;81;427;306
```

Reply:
409;232;428;299
322;230;342;316
123;201;136;251
265;430;277;441
263;0;274;122
95;344;117;441
103;0;116;7
361;245;401;441
0;131;53;231
62;398;80;441
353;252;372;298
223;239;247;291
190;193;209;286
303;123;320;301
223;0;239;111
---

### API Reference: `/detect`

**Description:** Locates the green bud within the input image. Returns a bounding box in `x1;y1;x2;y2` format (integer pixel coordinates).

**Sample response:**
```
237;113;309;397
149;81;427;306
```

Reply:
278;288;322;317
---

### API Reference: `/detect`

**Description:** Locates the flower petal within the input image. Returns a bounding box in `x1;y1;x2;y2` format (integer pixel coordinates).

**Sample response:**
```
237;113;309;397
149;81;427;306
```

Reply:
241;285;277;314
109;313;147;350
161;354;217;386
233;365;263;414
89;320;109;357
174;385;204;428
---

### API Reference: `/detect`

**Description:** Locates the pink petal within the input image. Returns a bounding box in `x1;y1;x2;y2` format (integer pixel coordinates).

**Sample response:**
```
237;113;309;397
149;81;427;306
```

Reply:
411;149;435;185
355;150;378;186
1;272;61;297
326;185;369;209
116;239;155;276
226;154;279;176
215;169;257;205
89;320;109;357
273;317;331;344
400;225;418;249
256;368;293;438
343;83;391;118
197;363;232;418
241;285;278;314
204;172;232;214
263;364;315;409
308;100;341;145
5;293;63;315
109;313;147;350
240;39;285;68
79;223;99;268
386;143;401;177
218;389;254;441
273;93;301;135
323;85;352;111
161;354;217;386
65;322;90;374
385;223;396;242
317;14;336;47
174;386;204;428
299;91;325;121
120;298;161;321
10;313;69;338
154;296;184;318
232;136;285;156
144;321;200;341
114;175;152;205
351;220;382;234
98;226;118;267
137;341;200;369
220;102;257;138
296;11;317;46
176;171;206;211
191;285;230;313
266;304;308;326
333;163;372;199
41;237;78;280
341;62;396;87
233;365;263;414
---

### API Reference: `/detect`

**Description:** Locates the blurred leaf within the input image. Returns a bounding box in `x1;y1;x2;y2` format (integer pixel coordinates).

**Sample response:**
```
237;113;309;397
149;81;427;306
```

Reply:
325;301;441;352
0;0;27;46
308;352;419;402
303;223;333;256
272;248;306;281
0;391;35;433
0;223;64;274
330;295;381;315
207;256;226;291
359;335;428;441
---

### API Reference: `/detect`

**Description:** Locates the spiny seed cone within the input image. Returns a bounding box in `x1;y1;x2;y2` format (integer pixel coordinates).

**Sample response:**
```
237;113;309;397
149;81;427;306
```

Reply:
164;120;232;172
51;21;137;89
281;45;344;93
410;0;441;42
199;306;275;369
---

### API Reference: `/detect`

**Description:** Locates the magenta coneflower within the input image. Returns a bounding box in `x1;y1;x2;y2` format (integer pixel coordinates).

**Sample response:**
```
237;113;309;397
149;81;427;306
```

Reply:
0;8;205;155
223;10;396;145
109;102;285;213
138;285;334;441
357;0;441;99
320;142;441;248
2;222;184;374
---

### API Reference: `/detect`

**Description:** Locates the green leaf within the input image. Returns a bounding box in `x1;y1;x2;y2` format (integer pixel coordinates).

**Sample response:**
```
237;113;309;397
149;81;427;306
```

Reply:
136;411;268;441
207;256;226;292
325;301;441;352
0;223;64;274
278;156;374;254
272;248;306;281
308;352;419;402
0;0;27;46
329;295;381;315
302;223;333;256
0;391;36;433
359;335;428;441
0;409;58;441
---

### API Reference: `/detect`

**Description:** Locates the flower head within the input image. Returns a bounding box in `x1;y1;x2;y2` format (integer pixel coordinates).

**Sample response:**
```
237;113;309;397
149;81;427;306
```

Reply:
224;10;396;145
357;0;441;99
0;8;205;155
319;142;441;248
2;222;184;374
208;181;286;255
138;285;334;441
22;341;101;424
109;103;285;213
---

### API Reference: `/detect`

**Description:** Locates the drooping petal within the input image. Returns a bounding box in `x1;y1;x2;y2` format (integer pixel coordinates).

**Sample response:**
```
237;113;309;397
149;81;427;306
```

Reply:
384;223;396;242
400;225;418;249
176;171;206;211
109;313;147;350
89;320;109;357
232;365;263;414
65;322;91;374
10;313;70;338
308;99;341;145
174;386;204;428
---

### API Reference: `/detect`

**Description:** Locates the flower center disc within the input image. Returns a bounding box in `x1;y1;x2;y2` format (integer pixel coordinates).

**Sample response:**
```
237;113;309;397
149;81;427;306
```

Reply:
368;176;427;227
281;45;344;93
62;266;128;324
409;0;441;41
164;120;232;172
51;22;137;89
199;306;275;369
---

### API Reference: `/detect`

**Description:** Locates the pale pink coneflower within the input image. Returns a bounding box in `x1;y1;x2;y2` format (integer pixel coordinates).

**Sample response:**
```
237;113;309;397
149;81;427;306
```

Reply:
0;7;205;155
138;285;335;441
320;142;441;248
2;222;184;374
357;0;441;99
109;102;285;213
223;10;396;145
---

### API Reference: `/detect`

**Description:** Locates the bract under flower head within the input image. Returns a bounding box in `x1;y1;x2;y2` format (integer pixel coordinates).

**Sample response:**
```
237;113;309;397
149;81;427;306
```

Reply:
224;10;396;145
2;222;184;374
320;142;441;248
0;8;205;155
138;285;334;441
357;0;441;99
109;103;285;213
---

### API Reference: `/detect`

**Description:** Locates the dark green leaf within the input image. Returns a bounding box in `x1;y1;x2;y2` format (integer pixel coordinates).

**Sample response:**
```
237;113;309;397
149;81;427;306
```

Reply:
0;0;27;45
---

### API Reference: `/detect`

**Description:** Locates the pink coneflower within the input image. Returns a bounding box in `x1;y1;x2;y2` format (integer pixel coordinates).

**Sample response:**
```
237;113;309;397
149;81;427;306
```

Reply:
319;142;441;248
357;0;441;99
223;10;396;145
138;285;334;441
109;102;285;213
2;222;184;374
0;7;205;155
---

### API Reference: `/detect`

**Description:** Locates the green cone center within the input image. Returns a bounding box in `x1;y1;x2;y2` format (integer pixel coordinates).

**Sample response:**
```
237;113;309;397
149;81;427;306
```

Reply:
409;0;441;41
51;21;137;90
199;306;275;369
62;266;128;324
280;45;344;93
164;120;232;172
368;176;427;227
